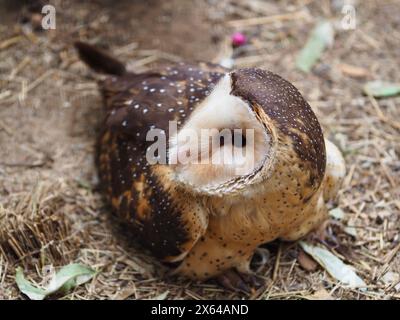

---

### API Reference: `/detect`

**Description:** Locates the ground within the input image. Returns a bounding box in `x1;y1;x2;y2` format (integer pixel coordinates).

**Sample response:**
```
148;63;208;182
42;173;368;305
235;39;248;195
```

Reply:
0;0;399;300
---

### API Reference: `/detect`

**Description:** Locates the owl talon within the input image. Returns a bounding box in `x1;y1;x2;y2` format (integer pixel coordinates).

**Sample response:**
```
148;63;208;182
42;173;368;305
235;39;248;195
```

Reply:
239;272;265;289
217;270;251;294
310;219;342;249
217;269;264;294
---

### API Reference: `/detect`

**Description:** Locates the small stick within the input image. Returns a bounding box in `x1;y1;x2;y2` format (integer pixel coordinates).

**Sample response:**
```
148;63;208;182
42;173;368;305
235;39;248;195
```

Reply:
383;242;400;265
368;95;400;130
272;243;282;281
114;42;139;56
128;55;159;68
0;35;23;50
0;90;12;101
26;69;54;94
380;162;397;188
9;57;31;80
227;10;308;28
0;120;13;136
356;29;381;50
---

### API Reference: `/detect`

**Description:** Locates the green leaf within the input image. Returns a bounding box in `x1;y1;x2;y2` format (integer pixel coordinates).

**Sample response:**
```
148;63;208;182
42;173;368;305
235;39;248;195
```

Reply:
46;263;96;294
16;267;47;300
299;242;366;288
363;81;400;97
296;20;334;73
15;264;96;300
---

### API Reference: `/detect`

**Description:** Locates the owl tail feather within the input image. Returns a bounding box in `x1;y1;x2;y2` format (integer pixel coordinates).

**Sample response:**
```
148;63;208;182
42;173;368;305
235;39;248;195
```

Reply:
74;41;126;76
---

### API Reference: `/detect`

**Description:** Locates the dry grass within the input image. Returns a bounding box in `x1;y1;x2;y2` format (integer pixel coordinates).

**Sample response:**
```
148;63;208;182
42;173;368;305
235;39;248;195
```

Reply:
0;0;399;300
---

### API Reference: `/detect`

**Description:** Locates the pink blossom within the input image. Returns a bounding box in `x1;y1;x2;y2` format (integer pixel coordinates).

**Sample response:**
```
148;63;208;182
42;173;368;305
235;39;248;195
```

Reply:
231;32;247;47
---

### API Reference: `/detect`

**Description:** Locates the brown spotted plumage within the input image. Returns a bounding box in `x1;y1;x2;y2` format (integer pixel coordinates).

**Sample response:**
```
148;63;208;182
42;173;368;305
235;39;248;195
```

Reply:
75;42;345;292
95;62;225;261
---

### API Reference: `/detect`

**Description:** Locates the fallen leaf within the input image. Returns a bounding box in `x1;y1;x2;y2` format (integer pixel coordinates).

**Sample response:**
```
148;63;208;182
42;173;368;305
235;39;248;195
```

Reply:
344;226;357;237
329;207;345;220
16;264;96;300
296;20;334;73
46;263;96;294
299;241;366;288
150;290;169;300
363;81;400;97
298;249;318;271
15;268;47;300
338;63;369;78
381;271;399;287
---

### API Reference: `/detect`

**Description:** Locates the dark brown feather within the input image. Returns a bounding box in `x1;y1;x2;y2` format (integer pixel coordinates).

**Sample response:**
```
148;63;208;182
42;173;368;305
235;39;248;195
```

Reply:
231;68;326;189
97;62;226;260
74;41;126;76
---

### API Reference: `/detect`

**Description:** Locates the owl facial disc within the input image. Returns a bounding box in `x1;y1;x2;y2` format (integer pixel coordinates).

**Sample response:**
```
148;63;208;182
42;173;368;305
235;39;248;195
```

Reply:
168;74;273;196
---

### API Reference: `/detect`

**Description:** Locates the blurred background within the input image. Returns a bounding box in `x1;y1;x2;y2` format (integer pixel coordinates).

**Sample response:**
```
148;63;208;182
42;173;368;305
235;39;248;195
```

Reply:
0;0;399;300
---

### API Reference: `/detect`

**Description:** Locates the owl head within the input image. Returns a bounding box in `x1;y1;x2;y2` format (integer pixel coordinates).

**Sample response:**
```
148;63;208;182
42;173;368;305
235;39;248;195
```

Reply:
168;68;325;198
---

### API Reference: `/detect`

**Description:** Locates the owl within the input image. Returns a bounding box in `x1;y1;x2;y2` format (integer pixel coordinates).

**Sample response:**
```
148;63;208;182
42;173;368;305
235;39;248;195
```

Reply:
75;42;345;292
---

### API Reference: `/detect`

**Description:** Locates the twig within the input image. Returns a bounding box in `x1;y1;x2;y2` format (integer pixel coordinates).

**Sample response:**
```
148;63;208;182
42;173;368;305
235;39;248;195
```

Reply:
0;120;13;136
9;57;31;79
367;95;400;130
0;35;23;50
227;10;308;27
26;69;54;94
272;243;282;281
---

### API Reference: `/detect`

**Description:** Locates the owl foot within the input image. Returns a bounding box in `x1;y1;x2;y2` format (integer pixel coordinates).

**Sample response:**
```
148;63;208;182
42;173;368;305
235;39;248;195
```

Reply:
310;219;342;249
217;269;264;294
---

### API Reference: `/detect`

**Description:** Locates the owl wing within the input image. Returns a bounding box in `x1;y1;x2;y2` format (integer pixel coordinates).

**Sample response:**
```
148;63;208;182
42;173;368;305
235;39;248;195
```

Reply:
75;42;227;262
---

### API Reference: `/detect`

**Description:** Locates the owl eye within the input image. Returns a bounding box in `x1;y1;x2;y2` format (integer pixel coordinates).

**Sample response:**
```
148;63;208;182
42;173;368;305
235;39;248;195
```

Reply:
219;131;246;148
